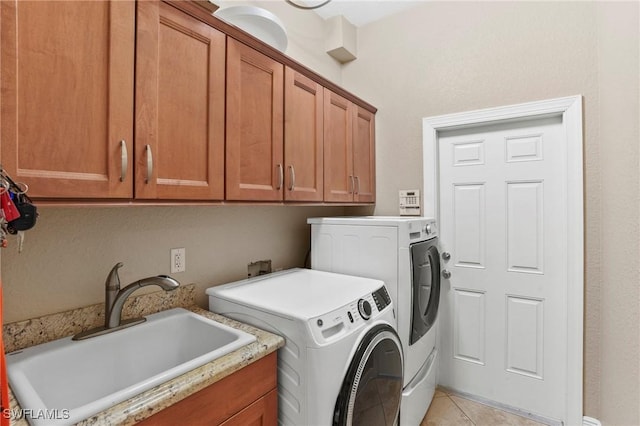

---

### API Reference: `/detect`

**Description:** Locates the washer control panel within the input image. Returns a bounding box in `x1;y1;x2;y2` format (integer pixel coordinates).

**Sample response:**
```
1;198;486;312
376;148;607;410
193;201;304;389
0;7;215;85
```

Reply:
372;286;392;312
357;299;372;320
308;286;392;345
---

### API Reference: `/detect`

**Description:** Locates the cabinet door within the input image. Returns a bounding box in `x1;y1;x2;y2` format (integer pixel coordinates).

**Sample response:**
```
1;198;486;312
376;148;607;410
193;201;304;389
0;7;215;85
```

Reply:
284;68;323;202
323;89;353;202
0;0;134;198
352;106;375;203
135;1;225;200
136;352;277;426
226;39;284;201
220;389;277;426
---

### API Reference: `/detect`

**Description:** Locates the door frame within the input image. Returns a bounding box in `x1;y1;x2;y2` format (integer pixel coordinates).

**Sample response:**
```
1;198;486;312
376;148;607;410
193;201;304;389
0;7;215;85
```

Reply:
423;95;584;425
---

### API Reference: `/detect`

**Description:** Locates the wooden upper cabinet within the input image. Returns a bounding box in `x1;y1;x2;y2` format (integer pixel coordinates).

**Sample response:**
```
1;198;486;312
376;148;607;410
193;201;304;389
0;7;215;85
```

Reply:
0;0;135;198
284;68;323;202
226;38;284;201
323;89;375;203
1;0;374;204
352;105;375;203
135;1;225;200
323;89;354;202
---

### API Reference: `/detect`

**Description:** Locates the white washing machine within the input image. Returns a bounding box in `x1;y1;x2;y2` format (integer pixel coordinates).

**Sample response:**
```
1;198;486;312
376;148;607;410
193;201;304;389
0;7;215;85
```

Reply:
308;216;441;425
207;268;403;426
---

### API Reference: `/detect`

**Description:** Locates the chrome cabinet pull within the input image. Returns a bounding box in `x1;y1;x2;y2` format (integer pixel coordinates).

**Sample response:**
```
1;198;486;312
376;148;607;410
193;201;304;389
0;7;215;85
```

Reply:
119;140;128;182
145;144;153;184
276;164;283;190
354;176;360;195
288;165;296;191
442;252;451;261
442;270;452;279
349;176;355;194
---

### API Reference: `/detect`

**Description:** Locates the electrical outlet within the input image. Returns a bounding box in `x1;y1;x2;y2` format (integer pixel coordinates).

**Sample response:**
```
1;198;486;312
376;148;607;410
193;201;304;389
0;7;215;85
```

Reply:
247;259;272;278
171;248;186;273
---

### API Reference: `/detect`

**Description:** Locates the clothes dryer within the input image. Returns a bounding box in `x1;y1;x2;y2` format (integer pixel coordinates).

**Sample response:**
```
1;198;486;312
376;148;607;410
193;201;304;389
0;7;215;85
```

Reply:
207;268;403;426
308;217;441;425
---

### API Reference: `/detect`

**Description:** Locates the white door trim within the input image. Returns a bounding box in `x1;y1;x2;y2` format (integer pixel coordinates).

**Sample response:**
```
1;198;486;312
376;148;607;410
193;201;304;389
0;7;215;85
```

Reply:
423;95;584;426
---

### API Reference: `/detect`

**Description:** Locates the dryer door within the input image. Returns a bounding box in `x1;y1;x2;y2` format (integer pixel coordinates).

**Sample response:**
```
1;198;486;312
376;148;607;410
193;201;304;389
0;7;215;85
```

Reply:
333;324;403;426
409;238;441;345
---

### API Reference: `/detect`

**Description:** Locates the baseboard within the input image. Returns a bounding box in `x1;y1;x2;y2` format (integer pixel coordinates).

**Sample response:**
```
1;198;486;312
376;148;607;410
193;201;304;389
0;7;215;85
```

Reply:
583;416;602;426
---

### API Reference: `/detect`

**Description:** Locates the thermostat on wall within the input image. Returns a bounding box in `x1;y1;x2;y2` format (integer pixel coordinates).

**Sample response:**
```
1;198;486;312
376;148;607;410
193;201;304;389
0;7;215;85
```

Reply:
399;189;421;216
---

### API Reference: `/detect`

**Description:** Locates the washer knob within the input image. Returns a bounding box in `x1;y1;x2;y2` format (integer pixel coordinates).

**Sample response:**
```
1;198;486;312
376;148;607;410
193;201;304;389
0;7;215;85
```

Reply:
424;223;432;235
358;299;372;320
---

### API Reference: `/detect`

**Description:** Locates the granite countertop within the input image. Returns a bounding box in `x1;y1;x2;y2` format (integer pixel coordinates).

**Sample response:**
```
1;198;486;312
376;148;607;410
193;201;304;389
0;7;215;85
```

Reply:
4;286;284;425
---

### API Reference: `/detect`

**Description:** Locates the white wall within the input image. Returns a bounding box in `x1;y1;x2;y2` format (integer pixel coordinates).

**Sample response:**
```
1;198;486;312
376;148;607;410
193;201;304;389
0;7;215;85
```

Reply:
2;205;344;322
340;1;639;424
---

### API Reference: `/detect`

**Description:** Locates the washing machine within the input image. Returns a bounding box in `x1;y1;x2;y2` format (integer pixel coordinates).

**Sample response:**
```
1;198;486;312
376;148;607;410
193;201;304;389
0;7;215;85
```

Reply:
308;216;441;425
206;268;403;426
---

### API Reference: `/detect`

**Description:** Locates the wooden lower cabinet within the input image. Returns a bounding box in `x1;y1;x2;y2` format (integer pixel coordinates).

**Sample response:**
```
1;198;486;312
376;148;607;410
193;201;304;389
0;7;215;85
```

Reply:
137;352;277;425
220;389;277;426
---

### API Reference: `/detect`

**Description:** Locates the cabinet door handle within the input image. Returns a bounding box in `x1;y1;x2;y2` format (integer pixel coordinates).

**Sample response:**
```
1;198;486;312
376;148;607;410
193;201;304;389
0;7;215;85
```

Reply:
288;165;296;191
119;140;128;182
349;176;355;194
145;144;153;184
354;176;360;195
276;164;283;190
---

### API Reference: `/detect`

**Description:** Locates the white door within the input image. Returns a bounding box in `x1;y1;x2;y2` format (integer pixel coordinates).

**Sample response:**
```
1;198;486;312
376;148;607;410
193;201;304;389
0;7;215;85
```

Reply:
438;116;567;422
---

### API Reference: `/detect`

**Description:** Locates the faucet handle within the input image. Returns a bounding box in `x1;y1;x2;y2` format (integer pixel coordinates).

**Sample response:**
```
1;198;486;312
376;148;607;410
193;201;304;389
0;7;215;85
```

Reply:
106;262;124;291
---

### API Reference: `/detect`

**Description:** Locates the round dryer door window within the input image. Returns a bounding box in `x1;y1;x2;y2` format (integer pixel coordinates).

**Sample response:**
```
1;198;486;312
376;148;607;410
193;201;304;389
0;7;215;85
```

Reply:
333;324;403;426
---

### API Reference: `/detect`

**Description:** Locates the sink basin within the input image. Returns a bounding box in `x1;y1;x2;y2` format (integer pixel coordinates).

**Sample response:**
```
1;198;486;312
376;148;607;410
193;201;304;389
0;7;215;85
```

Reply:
6;308;256;425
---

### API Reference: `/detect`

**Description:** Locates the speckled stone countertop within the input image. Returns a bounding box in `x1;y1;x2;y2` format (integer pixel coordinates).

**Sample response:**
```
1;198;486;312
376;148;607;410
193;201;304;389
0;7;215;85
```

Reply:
4;285;284;426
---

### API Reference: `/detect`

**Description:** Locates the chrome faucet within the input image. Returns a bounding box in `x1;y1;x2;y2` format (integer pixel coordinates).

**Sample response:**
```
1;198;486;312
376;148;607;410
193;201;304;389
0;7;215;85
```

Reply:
73;262;180;340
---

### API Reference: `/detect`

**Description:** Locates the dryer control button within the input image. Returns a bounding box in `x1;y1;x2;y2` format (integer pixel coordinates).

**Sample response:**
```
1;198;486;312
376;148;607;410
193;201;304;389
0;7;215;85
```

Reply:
358;299;372;320
347;311;354;323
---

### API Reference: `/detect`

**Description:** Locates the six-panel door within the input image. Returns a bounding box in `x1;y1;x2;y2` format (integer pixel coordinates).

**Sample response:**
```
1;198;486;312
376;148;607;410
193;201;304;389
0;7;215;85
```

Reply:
438;116;567;421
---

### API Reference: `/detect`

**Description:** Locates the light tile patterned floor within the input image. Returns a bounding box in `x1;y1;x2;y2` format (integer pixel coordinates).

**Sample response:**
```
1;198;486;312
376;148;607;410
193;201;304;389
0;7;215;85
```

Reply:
421;388;547;426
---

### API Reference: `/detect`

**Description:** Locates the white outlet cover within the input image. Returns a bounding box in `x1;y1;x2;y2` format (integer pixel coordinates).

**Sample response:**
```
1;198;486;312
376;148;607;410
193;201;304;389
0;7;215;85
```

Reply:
171;248;186;273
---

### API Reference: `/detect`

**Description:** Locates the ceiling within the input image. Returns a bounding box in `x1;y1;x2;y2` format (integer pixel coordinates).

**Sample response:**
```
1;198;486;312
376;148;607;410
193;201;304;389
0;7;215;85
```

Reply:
305;0;424;27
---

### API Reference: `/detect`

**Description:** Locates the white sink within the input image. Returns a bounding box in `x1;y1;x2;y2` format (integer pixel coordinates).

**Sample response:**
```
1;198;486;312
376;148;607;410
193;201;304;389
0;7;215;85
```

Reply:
6;308;256;425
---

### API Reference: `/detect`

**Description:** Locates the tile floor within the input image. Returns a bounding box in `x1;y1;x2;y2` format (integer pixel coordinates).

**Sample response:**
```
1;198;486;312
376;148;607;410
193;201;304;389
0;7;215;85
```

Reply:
421;388;547;426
